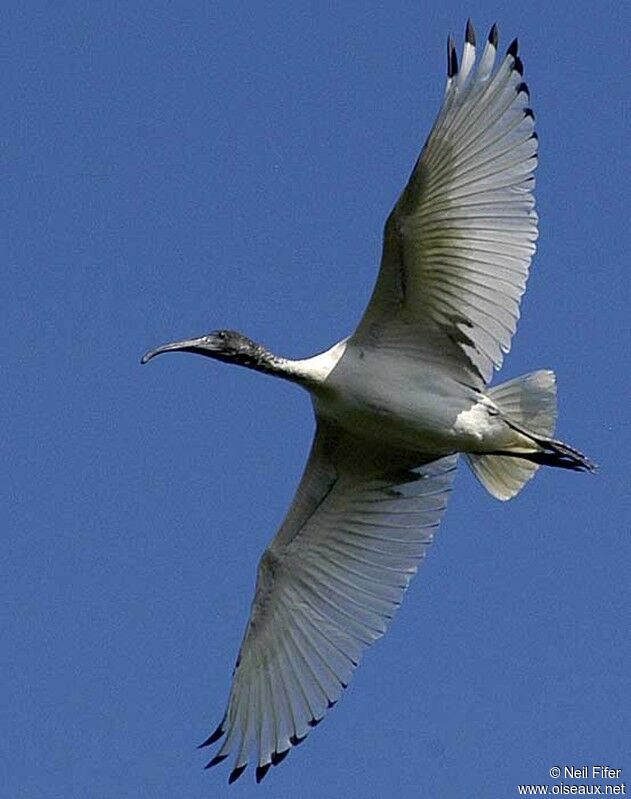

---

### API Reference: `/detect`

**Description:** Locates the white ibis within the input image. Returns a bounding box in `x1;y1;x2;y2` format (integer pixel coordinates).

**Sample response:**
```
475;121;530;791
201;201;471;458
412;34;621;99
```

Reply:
142;20;593;784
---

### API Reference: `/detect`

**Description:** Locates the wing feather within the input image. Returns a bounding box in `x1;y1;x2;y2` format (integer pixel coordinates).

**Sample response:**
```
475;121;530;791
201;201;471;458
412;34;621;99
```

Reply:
354;22;538;385
201;425;458;781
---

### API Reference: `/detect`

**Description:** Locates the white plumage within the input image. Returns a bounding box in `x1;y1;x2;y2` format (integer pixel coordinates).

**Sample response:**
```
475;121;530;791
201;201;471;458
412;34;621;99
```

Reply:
142;20;593;783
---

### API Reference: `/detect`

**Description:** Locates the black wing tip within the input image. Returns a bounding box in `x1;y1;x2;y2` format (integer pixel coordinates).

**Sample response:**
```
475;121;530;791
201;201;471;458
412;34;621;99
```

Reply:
507;37;519;58
308;715;324;728
488;23;499;48
228;764;247;784
271;749;290;767
290;733;308;747
513;55;524;76
465;19;476;46
516;81;530;97
255;763;272;784
198;719;226;748
447;35;458;78
524;107;535;120
205;753;229;770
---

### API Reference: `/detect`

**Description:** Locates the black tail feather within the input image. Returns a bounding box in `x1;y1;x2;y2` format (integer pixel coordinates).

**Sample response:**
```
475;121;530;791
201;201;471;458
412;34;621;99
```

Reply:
539;436;596;471
500;417;596;473
518;448;596;472
489;436;596;473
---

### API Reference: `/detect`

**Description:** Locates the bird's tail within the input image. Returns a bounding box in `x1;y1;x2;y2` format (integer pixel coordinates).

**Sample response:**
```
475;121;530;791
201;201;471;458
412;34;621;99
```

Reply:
465;370;595;501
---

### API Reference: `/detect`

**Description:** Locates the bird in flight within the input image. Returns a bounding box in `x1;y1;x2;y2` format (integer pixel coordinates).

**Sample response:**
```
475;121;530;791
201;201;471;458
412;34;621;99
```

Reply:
142;20;593;784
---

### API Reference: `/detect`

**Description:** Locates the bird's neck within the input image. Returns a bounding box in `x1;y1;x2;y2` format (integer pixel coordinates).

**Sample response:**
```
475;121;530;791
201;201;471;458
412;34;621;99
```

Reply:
231;344;294;379
230;338;348;388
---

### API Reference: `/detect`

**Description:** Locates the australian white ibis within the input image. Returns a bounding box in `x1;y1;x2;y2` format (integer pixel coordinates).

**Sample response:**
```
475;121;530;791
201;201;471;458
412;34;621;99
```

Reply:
142;20;593;784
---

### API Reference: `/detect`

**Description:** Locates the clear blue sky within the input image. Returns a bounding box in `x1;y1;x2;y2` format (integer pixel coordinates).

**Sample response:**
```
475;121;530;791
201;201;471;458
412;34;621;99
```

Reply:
4;2;629;797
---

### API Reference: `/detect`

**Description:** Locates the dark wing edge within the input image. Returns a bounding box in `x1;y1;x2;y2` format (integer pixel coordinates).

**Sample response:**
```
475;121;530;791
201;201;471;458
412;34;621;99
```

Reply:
354;21;538;386
200;425;459;782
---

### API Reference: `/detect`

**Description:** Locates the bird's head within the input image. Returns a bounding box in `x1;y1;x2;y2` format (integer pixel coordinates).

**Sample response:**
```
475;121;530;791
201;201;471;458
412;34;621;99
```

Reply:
141;329;276;370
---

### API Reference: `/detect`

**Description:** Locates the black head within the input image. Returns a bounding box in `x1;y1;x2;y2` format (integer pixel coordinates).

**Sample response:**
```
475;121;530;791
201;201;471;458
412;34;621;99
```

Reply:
141;329;273;369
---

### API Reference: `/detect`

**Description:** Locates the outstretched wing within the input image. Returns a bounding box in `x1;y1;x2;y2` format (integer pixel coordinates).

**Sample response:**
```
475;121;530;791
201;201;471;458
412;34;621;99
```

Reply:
354;21;538;385
201;424;458;783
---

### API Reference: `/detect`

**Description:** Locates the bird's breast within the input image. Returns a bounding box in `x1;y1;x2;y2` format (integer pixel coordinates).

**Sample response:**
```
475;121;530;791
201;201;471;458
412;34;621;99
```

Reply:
313;353;482;455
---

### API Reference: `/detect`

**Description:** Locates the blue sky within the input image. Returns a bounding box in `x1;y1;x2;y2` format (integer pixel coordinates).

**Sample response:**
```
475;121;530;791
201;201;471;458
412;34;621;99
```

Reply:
3;1;629;797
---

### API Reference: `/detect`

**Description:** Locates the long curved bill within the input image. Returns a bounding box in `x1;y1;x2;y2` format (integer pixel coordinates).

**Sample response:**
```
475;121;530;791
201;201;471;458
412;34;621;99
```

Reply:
140;336;207;364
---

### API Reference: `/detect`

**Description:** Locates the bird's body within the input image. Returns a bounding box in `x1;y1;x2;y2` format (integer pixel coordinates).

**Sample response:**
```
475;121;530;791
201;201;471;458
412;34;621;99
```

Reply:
284;338;502;455
142;21;593;784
